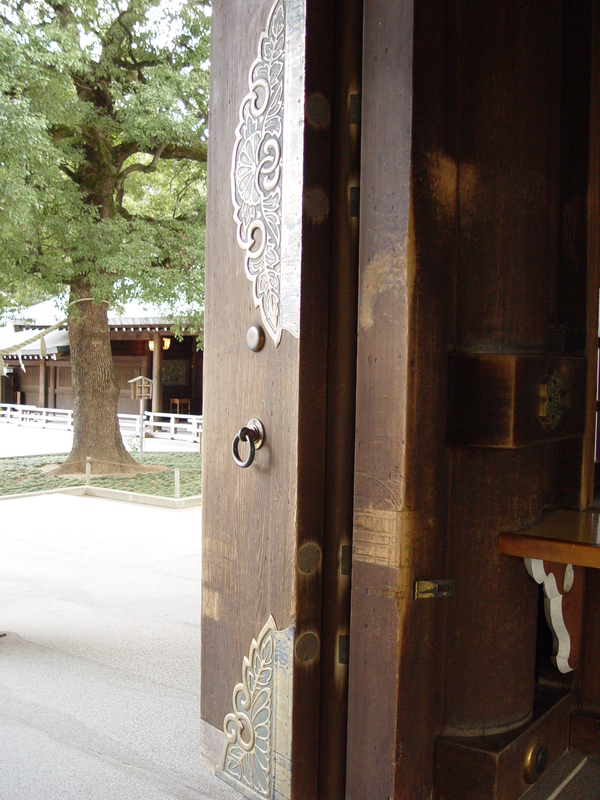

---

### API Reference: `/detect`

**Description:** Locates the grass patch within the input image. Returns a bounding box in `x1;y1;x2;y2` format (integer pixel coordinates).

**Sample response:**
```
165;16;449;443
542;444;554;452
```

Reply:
0;453;202;498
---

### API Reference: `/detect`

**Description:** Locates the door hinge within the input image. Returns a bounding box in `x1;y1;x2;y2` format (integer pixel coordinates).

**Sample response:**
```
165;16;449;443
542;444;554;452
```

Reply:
349;93;362;125
338;634;350;665
349;185;360;218
341;545;352;576
414;578;454;600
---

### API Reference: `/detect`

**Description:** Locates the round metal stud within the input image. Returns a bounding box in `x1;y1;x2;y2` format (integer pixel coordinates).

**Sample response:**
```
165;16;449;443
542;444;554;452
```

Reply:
246;325;266;352
305;93;331;128
295;632;320;663
297;543;322;575
303;188;330;222
524;738;549;784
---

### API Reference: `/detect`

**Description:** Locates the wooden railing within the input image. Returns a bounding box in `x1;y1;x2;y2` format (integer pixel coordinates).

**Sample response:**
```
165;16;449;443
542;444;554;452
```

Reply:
0;403;203;443
0;403;73;430
144;411;203;442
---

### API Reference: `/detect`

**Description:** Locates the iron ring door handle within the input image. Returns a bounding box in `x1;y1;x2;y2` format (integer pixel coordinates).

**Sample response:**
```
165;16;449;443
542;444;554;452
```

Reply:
232;418;265;468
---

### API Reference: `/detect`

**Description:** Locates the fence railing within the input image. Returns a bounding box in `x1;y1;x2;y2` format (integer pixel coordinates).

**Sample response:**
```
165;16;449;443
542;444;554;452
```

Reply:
0;403;73;430
144;411;203;441
0;403;203;443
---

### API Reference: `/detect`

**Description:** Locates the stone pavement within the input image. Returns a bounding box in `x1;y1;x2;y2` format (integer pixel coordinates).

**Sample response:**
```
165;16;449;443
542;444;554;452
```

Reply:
0;492;239;799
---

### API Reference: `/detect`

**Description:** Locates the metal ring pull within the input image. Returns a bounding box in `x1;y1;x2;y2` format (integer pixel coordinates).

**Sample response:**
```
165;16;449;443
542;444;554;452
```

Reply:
232;418;265;468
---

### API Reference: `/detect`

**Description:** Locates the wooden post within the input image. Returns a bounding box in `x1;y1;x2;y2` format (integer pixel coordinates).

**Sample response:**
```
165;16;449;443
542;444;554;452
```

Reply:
48;364;56;409
139;397;144;463
142;346;152;415
85;457;91;486
174;468;180;499
151;332;163;415
581;0;600;508
38;358;46;408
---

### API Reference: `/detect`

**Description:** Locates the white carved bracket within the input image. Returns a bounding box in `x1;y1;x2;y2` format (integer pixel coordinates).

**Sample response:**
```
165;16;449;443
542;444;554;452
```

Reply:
525;558;576;673
217;615;294;800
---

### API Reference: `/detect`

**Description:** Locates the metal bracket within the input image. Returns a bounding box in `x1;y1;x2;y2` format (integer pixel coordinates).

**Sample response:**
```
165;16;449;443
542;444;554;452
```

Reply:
348;93;362;125
338;634;350;665
341;545;352;576
414;579;454;600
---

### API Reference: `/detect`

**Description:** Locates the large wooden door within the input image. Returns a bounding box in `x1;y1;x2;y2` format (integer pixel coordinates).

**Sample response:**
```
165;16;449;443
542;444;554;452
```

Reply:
200;2;360;799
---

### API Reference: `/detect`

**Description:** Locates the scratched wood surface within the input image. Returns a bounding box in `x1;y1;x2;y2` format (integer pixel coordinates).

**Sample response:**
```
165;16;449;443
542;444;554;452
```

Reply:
349;0;596;798
347;0;453;796
201;2;335;798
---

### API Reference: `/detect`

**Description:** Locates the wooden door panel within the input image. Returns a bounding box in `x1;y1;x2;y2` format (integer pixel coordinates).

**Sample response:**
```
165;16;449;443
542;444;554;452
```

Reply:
201;1;334;798
346;1;597;798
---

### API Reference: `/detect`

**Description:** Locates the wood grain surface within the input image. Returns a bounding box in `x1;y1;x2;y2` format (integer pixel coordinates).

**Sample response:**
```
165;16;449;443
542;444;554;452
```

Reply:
201;2;335;798
498;511;600;568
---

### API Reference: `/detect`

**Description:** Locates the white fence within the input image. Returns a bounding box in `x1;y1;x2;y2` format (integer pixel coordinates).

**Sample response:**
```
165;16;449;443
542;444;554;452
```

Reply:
0;403;203;443
144;411;203;441
0;403;73;430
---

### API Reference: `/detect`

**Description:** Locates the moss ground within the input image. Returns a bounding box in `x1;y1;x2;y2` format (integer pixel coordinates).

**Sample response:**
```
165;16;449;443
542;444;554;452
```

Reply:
0;452;202;498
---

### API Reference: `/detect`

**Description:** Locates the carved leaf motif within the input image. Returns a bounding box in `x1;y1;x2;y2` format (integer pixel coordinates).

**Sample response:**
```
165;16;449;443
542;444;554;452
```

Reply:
231;0;285;346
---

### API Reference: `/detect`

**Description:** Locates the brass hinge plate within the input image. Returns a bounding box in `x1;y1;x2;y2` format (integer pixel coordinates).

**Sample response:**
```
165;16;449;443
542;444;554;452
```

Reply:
414;579;454;600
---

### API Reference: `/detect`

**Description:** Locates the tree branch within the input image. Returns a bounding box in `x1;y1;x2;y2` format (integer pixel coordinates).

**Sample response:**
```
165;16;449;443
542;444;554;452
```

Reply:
118;144;166;180
51;125;76;144
159;143;208;163
59;163;77;180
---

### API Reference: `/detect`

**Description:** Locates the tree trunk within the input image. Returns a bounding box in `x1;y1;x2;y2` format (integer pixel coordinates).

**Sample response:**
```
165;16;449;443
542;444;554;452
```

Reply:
54;282;139;475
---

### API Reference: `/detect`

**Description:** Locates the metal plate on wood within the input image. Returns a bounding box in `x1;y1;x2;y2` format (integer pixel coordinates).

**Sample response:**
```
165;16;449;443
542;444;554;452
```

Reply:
231;0;306;346
218;616;294;800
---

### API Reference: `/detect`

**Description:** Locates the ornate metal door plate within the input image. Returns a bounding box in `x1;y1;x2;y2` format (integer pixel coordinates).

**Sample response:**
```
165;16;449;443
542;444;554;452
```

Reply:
217;615;294;800
231;0;306;346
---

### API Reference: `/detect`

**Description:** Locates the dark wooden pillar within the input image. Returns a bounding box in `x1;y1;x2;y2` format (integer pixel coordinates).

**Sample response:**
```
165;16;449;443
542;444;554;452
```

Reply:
191;349;203;414
347;0;449;797
569;0;600;760
572;569;600;755
347;0;594;796
151;332;162;414
440;0;563;736
142;346;152;414
48;364;56;409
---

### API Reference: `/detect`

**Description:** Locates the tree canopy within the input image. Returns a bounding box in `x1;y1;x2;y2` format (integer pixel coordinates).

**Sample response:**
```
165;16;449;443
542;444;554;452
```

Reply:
0;0;209;330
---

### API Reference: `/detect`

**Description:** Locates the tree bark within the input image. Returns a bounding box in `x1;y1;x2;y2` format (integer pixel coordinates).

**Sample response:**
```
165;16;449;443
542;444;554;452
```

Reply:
54;282;139;475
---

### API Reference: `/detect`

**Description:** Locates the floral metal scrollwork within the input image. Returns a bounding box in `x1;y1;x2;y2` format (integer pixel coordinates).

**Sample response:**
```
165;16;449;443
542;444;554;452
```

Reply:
219;616;276;798
231;0;285;345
